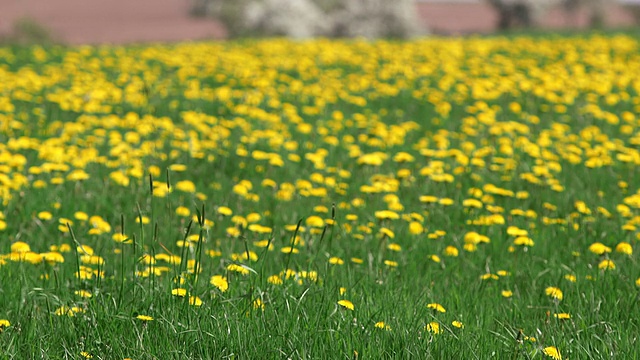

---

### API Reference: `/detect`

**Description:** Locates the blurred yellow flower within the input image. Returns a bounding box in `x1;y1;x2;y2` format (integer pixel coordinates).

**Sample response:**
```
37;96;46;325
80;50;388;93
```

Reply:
175;206;190;217
452;320;464;329
615;242;632;255
427;303;446;313
375;210;399;220
306;216;324;228
425;321;441;335
543;346;562;360
384;260;398;267
210;275;229;292
136;314;154;321
598;259;616;270
337;300;354;311
443;246;459;257
0;319;10;332
545;287;563;301
408;221;424;235
175;180;196;193
387;243;402;252
171;288;188;297
189;296;203;307
588;242;611;255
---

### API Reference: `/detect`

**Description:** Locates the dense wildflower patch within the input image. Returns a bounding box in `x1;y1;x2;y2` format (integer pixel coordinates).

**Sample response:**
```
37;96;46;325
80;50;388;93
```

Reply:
0;35;639;357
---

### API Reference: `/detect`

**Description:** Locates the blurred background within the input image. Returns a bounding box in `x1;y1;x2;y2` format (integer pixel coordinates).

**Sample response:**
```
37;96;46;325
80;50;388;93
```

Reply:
0;0;638;44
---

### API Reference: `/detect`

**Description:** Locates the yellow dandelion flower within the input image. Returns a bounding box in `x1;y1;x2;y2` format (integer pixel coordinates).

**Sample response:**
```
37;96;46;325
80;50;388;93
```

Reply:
425;321;441;334
38;211;53;220
501;290;513;298
554;313;571;320
598;259;616;270
615;242;632;255
306;215;325;227
226;227;241;237
74;212;89;221
189;296;203;307
408;221;424;235
338;299;354;311
543;346;562;360
247;224;272;234
55;306;84;316
513;236;534;246
374;321;391;331
384;260;398;267
393;152;414;163
357;153;387;166
74;290;92;298
227;264;250;275
268;275;283;285
210;275;229;292
329;257;344;265
545;287;563;301
420;195;438;203
135;216;150;224
462;198;483;208
427;303;446;313
506;226;528;237
112;233;130;243
11;241;31;253
175;206;191;217
379;227;395;238
171;288;188;297
438;198;454;206
253;298;265;310
464;243;477;252
41;252;65;264
443;246;459;257
375;210;400;220
136;314;154;321
169;164;187;172
175;180;196;193
588;242;611;255
345;214;358;221
387;243;402;252
280;246;299;254
480;273;498;280
0;319;10;331
452;320;464;329
80;255;104;266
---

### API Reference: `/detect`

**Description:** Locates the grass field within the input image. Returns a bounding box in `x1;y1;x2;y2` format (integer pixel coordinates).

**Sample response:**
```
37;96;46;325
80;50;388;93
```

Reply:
0;34;640;359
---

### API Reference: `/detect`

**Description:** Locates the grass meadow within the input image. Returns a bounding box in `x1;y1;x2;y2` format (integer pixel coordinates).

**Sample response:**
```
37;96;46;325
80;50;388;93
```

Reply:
0;34;640;359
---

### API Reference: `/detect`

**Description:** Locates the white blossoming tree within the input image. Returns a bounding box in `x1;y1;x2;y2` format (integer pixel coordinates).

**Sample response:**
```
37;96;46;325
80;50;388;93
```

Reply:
192;0;427;38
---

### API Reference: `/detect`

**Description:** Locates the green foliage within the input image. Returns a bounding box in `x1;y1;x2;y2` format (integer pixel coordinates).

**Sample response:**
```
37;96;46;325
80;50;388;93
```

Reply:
0;34;639;359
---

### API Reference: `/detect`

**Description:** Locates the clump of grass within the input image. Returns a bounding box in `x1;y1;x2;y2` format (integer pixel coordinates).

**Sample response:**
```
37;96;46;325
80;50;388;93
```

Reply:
0;17;56;45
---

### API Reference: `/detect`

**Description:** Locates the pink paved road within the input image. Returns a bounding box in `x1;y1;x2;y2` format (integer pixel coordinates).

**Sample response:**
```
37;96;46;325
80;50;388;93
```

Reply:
0;0;635;44
0;0;227;44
